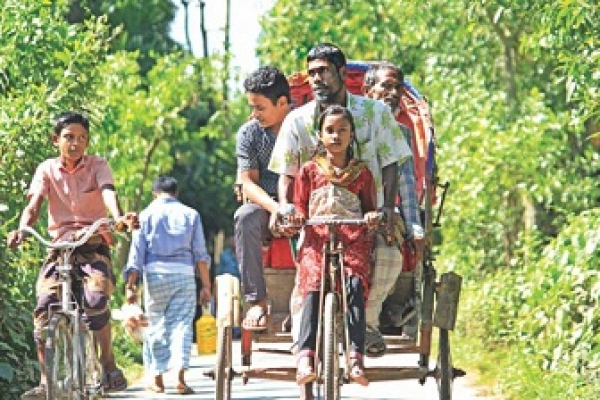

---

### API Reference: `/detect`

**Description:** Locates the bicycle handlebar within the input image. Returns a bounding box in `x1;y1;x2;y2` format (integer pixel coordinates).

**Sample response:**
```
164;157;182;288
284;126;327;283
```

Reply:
19;217;114;250
304;217;368;226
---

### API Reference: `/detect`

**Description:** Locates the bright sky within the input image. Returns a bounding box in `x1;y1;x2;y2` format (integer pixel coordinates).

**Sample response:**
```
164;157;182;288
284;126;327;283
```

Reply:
169;0;274;76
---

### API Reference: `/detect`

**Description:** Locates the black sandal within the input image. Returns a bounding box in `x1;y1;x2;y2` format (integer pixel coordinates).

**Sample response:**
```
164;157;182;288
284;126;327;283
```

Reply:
365;325;387;358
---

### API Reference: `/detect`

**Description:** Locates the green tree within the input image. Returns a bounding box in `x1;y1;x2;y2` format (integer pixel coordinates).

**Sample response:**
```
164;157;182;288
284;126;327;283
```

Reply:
0;1;115;396
67;0;181;75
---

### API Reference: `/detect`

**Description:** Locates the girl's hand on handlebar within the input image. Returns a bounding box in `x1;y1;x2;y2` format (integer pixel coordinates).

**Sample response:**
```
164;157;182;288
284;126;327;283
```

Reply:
277;212;305;236
275;213;304;236
364;211;381;230
285;212;305;227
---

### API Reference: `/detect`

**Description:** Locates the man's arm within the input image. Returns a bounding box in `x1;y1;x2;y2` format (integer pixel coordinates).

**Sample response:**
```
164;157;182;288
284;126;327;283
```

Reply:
240;169;279;214
277;174;295;205
197;260;211;304
191;213;212;304
382;162;398;209
398;159;425;261
381;162;398;245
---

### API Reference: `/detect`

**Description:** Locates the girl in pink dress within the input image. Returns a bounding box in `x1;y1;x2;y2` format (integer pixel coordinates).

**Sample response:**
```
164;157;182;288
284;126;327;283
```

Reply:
289;105;379;387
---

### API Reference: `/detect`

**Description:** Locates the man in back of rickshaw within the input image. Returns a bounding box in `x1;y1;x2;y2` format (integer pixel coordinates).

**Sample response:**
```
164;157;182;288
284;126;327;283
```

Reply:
268;43;418;358
234;66;293;331
363;62;425;335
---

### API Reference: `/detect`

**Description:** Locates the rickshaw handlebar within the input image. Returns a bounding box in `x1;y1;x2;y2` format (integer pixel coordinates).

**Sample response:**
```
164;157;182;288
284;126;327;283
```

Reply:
19;217;114;250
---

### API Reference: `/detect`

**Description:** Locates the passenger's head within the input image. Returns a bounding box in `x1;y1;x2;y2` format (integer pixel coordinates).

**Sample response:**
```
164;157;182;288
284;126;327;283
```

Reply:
315;104;358;161
362;62;405;113
306;43;347;70
52;111;90;163
243;66;290;130
306;43;347;105
152;176;178;197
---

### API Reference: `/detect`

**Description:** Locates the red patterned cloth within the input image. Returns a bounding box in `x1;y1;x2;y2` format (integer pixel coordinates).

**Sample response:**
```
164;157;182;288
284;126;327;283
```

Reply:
294;158;377;299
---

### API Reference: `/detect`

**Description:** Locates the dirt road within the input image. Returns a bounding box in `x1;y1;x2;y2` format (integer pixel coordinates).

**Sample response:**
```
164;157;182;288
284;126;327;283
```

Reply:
107;340;497;399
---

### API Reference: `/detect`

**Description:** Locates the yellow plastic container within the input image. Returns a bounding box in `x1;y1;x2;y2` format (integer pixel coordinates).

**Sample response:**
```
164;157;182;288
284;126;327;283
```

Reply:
196;305;217;355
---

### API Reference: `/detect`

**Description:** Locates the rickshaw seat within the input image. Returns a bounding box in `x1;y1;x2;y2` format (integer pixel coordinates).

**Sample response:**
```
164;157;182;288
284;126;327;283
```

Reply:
263;237;296;269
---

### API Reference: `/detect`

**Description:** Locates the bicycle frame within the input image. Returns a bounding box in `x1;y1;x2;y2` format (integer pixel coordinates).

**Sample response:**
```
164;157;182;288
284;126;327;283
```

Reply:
306;217;370;392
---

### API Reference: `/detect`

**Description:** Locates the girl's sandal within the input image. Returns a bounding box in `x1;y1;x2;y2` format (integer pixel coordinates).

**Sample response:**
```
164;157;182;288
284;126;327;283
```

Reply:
349;357;369;387
296;356;317;385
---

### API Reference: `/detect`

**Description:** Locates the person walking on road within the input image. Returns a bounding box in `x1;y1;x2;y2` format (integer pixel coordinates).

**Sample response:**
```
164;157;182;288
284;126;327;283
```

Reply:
124;176;212;395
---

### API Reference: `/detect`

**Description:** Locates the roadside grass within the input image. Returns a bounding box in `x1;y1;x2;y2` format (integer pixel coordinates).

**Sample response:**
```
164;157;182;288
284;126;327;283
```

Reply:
452;286;600;400
449;329;506;398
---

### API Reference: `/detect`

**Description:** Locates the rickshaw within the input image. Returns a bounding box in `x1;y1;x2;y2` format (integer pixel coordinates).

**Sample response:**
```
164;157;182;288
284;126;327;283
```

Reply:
208;61;465;400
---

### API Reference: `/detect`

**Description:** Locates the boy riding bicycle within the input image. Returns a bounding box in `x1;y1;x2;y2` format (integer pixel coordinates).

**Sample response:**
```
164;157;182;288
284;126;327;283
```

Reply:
6;111;136;399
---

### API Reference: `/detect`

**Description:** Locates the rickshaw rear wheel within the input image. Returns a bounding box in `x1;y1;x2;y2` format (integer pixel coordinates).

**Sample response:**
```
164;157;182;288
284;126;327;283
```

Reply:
215;326;233;400
436;328;453;400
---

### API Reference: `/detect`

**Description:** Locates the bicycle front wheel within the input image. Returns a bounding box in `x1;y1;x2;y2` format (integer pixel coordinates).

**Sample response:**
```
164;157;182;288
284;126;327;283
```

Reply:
46;313;75;400
323;293;341;400
79;328;104;399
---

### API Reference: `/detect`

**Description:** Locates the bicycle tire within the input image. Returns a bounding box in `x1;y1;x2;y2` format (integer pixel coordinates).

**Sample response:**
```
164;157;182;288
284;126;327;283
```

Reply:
46;313;75;400
215;326;233;400
437;328;453;400
79;328;104;399
323;293;340;400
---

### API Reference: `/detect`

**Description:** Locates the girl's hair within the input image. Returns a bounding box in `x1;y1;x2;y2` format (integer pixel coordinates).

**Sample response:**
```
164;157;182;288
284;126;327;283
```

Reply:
313;104;361;160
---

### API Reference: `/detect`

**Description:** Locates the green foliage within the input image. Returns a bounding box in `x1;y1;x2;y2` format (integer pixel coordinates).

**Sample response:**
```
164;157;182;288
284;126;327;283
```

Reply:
523;1;600;120
460;210;600;397
173;94;249;239
0;2;114;394
0;244;41;398
257;0;412;74
68;0;181;75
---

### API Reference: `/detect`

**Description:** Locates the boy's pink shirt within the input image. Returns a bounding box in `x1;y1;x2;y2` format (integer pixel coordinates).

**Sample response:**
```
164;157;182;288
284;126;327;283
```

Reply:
28;155;114;242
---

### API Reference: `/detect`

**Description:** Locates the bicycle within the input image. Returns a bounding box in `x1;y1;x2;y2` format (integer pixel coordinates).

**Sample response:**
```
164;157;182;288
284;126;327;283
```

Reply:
302;215;378;399
20;218;123;400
